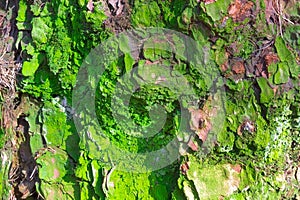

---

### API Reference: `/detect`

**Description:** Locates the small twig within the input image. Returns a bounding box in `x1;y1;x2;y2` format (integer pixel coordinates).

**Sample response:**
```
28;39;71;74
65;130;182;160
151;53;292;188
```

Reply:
5;0;9;10
102;168;109;196
0;50;7;60
275;0;283;37
272;0;295;37
102;154;116;197
47;146;56;153
29;166;38;181
253;40;274;54
37;193;45;200
106;165;116;190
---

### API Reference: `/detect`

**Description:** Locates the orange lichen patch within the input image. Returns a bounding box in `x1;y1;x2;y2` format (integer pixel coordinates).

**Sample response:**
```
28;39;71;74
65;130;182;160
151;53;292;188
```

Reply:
188;139;199;151
197;122;212;142
265;52;279;66
220;63;229;72
228;0;254;22
251;47;279;78
189;108;208;131
180;162;190;175
231;60;245;74
188;108;212;142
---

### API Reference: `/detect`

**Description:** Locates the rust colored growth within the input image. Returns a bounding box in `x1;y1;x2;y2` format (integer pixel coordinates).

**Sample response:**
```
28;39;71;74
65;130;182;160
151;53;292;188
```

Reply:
251;46;277;78
198;126;210;142
188;108;212;142
228;0;254;22
189;108;207;131
231;60;245;74
180;162;190;175
220;63;229;73
187;139;199;151
265;52;279;66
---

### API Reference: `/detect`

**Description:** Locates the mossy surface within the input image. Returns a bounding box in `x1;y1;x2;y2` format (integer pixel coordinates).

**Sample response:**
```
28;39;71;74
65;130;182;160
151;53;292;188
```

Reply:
1;0;299;199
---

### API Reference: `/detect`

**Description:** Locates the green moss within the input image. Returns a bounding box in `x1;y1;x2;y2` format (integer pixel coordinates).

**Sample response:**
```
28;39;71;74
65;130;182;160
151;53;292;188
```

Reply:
275;37;293;62
274;36;299;79
15;0;300;199
257;77;274;104
108;171;152;199
36;147;80;199
131;1;163;27
42;100;72;149
274;62;290;84
179;155;241;199
202;0;231;22
143;36;173;61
